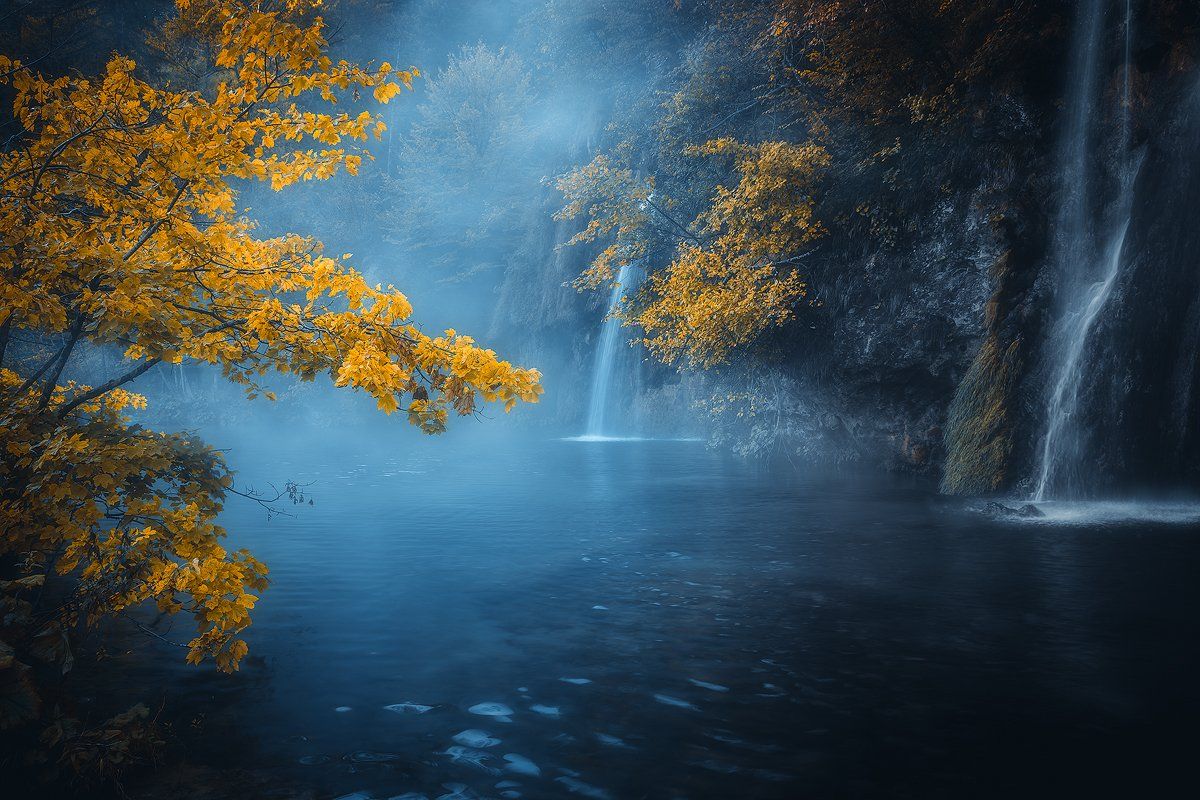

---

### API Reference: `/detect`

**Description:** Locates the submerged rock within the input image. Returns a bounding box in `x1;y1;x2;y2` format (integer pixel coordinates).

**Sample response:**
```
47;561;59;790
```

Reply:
468;702;514;722
441;745;500;775
502;753;541;776
452;729;501;748
529;704;560;717
383;701;435;715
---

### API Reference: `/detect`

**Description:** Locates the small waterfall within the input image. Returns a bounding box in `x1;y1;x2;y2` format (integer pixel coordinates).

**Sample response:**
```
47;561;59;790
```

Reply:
1033;0;1136;500
1034;222;1129;499
583;263;636;438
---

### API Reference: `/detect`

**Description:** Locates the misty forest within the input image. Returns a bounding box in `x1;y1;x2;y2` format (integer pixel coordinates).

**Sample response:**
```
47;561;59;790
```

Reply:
2;0;1200;797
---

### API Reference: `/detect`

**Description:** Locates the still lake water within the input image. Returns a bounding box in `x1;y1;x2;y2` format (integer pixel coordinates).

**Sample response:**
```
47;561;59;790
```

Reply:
87;425;1200;799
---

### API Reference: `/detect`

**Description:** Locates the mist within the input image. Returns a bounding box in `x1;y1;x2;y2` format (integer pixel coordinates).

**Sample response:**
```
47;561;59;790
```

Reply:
3;1;1200;798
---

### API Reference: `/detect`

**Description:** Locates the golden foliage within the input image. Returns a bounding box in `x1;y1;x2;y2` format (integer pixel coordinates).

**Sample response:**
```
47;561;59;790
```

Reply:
558;137;827;368
554;151;653;289
0;0;541;727
638;139;827;367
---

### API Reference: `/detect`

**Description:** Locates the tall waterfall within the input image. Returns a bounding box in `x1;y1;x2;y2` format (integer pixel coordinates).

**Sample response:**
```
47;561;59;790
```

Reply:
1033;0;1136;500
583;263;636;438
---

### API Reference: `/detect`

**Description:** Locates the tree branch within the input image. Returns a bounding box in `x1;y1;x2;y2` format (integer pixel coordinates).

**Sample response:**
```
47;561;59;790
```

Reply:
35;314;85;411
56;357;161;419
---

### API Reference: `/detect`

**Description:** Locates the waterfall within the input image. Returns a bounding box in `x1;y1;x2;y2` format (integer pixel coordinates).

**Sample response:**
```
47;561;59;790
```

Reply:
1121;0;1133;157
1033;0;1136;500
583;263;636;438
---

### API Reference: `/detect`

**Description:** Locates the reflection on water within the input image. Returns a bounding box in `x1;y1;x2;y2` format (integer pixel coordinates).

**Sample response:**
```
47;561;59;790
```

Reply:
82;427;1200;799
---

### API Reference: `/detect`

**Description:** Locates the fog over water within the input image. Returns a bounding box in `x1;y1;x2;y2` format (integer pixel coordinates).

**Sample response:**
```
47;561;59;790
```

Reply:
6;1;1200;798
76;417;1200;799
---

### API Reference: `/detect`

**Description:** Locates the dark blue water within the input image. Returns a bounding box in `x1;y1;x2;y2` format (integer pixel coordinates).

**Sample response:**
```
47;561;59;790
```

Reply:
85;426;1200;799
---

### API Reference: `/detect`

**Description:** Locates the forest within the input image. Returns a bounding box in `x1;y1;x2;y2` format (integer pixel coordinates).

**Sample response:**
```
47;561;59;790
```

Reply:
2;1;1200;798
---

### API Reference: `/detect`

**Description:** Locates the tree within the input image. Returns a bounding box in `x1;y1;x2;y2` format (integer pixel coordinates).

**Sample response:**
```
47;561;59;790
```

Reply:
634;137;828;367
0;0;541;744
556;136;827;369
388;43;536;278
554;0;1058;375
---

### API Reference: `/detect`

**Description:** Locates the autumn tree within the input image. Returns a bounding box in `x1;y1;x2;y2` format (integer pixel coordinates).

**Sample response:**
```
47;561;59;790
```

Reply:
555;0;1060;374
556;131;828;369
0;0;540;752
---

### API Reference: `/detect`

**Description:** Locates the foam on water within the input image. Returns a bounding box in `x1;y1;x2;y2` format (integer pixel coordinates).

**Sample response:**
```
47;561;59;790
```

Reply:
560;435;704;443
1013;501;1200;526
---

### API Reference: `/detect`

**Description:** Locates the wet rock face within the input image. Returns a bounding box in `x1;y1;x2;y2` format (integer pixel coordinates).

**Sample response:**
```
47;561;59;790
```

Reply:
790;172;1025;475
941;190;1052;496
1076;79;1200;492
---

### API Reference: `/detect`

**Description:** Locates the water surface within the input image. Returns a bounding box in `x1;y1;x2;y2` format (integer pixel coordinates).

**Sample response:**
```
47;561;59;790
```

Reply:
91;427;1200;799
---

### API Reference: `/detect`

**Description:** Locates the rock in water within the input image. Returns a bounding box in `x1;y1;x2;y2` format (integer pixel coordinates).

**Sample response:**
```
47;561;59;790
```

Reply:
468;701;514;722
383;701;434;715
984;502;1046;519
502;753;541;776
452;729;501;748
555;776;614;800
653;693;699;710
442;745;500;775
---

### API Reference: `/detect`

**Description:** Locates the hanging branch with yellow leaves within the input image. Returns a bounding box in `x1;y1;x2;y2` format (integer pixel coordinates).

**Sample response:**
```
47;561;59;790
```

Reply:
0;0;542;740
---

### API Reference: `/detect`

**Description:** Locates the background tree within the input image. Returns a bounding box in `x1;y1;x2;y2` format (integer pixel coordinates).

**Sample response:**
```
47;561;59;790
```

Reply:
388;43;537;280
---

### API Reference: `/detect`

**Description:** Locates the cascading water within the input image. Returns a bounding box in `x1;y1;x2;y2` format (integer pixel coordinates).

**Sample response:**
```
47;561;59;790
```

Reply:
1033;0;1137;501
582;263;636;439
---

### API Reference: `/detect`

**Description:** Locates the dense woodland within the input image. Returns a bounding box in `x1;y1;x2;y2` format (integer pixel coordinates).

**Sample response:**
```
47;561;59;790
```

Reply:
3;0;1200;795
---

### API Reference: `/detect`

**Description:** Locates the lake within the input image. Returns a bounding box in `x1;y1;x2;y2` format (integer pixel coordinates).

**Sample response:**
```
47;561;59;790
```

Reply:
80;424;1200;799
